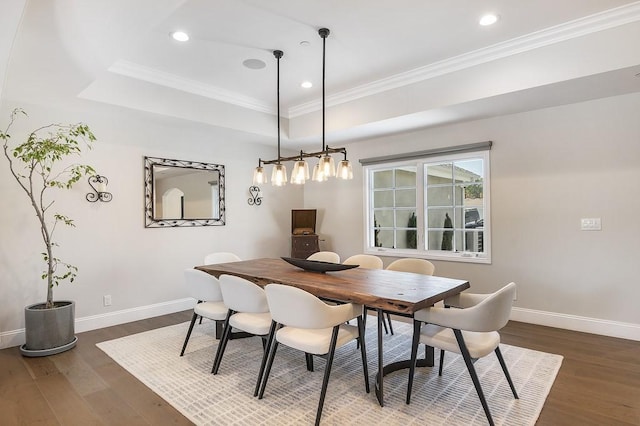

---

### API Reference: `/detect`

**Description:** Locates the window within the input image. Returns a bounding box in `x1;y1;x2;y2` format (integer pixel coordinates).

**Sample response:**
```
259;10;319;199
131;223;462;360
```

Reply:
370;166;417;250
364;148;490;263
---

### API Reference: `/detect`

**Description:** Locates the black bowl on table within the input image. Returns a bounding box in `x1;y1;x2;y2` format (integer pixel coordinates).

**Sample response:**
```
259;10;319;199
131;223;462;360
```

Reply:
281;257;359;273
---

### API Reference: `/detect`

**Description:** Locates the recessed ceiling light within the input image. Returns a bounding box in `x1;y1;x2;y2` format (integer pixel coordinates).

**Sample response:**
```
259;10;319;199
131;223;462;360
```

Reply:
243;59;266;70
171;31;189;42
479;14;499;26
301;81;313;89
300;41;310;47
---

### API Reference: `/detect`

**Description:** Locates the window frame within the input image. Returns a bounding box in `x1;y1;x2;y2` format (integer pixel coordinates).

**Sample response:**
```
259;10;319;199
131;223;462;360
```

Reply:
363;150;491;264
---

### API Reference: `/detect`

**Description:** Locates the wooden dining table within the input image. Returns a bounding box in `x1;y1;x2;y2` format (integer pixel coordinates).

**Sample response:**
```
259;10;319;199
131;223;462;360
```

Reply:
196;257;469;407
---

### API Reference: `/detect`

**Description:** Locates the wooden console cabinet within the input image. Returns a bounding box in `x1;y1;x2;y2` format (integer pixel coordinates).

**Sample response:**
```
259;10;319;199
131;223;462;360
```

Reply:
291;234;320;259
291;209;319;259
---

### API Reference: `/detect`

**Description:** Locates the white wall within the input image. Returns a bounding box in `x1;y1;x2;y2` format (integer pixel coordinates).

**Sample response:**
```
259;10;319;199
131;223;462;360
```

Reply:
0;101;303;348
306;92;640;340
3;92;639;347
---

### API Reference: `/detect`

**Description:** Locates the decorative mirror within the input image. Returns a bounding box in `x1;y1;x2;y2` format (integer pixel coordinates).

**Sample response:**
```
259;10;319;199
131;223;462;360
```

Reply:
144;156;225;227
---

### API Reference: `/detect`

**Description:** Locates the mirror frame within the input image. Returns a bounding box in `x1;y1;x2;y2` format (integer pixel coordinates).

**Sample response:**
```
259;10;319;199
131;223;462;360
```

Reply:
144;156;226;228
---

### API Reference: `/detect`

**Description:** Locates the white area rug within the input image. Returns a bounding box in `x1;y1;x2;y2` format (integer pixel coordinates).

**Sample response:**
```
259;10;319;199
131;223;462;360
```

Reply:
97;320;562;425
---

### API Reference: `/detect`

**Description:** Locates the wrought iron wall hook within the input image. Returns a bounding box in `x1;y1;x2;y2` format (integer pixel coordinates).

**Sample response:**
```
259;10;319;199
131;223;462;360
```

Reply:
86;175;113;202
248;186;262;206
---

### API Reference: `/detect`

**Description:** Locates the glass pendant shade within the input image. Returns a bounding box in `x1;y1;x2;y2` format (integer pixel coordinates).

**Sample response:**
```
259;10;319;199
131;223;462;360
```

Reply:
320;155;336;178
291;160;310;184
336;160;353;180
271;164;287;186
253;166;267;184
312;161;327;182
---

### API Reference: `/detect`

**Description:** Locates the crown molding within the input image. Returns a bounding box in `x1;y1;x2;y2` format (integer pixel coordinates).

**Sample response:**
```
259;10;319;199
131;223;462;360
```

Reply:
107;3;640;119
108;60;274;114
288;2;640;118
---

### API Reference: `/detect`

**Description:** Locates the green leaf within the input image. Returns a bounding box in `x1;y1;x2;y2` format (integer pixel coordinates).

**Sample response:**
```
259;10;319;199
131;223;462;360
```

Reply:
2;109;97;297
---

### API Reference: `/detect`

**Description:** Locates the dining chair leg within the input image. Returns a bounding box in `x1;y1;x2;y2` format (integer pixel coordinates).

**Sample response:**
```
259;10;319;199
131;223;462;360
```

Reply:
406;319;422;404
215;320;224;339
211;310;234;374
314;325;340;426
438;349;445;376
254;321;277;397
385;312;394;335
357;315;370;393
495;347;519;399
258;336;280;399
180;311;199;356
382;314;389;334
453;329;494;426
363;307;390;334
305;353;315;372
363;307;391;336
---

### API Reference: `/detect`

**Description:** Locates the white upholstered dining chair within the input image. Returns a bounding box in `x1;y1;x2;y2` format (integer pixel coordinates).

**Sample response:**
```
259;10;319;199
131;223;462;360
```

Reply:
307;251;340;263
180;269;227;356
344;254;394;334
406;282;519;426
382;258;436;334
212;275;272;389
343;254;383;269
203;252;241;265
386;258;435;275
258;284;369;426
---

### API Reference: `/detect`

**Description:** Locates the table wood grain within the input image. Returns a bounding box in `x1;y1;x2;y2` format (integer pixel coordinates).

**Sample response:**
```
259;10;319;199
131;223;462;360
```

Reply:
196;258;469;314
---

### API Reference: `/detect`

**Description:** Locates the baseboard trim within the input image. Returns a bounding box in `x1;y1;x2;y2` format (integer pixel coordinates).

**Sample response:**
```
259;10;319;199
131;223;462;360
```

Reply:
3;301;637;349
511;307;640;341
0;298;195;350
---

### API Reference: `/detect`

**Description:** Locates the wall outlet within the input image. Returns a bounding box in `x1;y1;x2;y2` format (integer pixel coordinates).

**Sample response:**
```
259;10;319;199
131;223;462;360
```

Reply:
581;218;601;231
103;295;112;306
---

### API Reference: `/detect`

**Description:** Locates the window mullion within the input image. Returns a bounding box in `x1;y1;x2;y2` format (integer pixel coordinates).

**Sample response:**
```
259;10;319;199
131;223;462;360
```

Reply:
416;164;425;251
365;151;489;263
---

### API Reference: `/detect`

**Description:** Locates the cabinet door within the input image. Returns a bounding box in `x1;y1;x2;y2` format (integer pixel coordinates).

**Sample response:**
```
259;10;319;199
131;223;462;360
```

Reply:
291;236;319;259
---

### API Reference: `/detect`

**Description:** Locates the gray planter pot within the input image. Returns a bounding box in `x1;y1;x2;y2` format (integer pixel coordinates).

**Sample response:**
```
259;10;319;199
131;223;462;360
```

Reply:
20;300;77;357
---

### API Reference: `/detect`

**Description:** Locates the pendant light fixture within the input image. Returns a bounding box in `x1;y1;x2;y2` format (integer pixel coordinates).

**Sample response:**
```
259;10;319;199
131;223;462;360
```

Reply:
270;50;287;186
252;28;353;186
253;50;287;186
312;28;336;182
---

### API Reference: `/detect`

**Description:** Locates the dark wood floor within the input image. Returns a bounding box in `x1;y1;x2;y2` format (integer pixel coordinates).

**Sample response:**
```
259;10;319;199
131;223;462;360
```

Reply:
1;312;638;425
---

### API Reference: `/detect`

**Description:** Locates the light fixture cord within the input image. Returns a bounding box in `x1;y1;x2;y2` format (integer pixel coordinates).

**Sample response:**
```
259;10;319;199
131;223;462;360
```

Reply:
321;29;327;152
275;50;282;163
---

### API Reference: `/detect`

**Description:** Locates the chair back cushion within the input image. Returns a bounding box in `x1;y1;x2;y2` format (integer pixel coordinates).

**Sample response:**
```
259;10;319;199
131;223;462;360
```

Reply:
473;282;516;331
415;282;516;332
265;284;359;328
203;252;242;265
386;258;435;275
184;269;222;301
219;274;269;313
307;251;340;263
343;254;383;269
455;282;516;332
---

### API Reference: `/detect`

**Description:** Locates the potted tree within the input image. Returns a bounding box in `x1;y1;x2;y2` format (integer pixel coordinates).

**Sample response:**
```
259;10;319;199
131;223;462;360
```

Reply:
1;108;97;357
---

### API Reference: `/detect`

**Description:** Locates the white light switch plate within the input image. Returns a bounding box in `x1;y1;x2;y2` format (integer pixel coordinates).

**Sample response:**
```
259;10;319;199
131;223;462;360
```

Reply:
581;218;601;231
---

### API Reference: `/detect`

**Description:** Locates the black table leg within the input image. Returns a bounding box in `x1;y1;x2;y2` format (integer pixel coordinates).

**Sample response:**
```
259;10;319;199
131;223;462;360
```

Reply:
374;308;384;406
